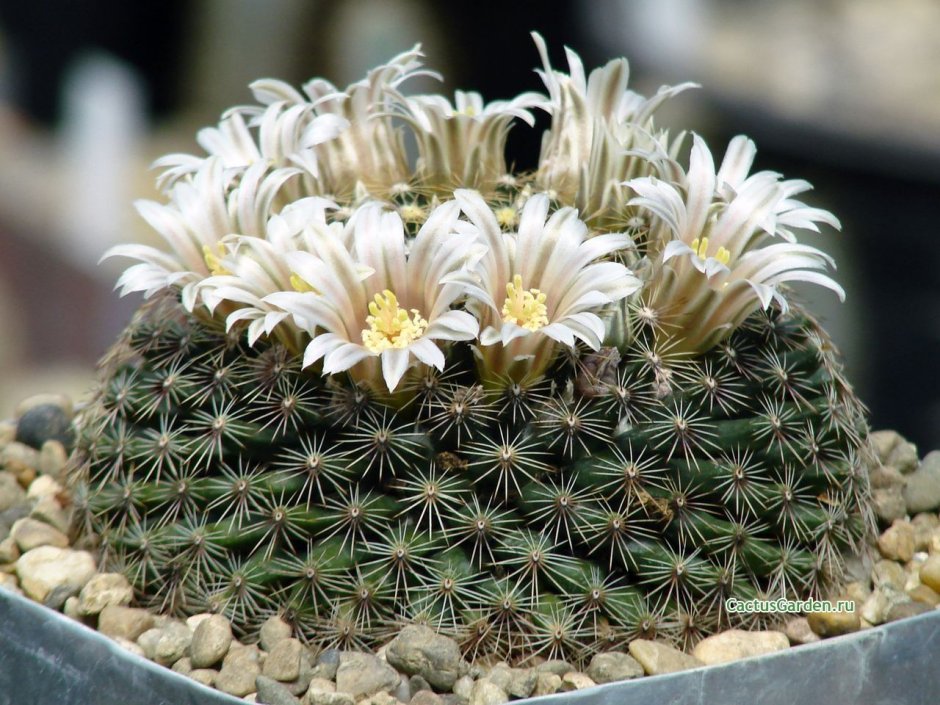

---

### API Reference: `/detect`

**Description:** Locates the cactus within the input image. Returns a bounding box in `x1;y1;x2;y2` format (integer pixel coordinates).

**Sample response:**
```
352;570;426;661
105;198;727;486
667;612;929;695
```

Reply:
69;35;874;664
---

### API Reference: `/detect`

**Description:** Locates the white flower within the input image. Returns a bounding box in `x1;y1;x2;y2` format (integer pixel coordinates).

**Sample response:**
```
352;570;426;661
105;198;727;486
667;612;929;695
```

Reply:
449;189;640;382
264;200;480;392
628;134;844;350
105;158;301;312
390;89;546;192
532;32;696;224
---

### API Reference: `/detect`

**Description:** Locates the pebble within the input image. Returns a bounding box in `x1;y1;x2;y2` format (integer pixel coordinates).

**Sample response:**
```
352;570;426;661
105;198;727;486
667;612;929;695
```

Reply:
305;692;354;705
190;669;219;687
0;420;15;446
842;581;873;610
903;452;940;513
14;403;74;450
114;636;146;658
885;600;933;622
782;617;821;645
410;690;444;705
919;554;940;592
77;572;133;616
907;584;940;606
15;546;95;607
452;675;474;700
692;630;790;665
533;672;562;696
259;615;293;651
872;487;907;524
0;536;20;564
172;657;193;675
155;620;193;666
534;659;573;676
385;625;465;692
98;605;156;641
912;513;940;550
263;638;303;682
311;649;341;681
14;393;73;420
137;629;164;659
191;614;234;668
877;520;916;562
1;442;38;486
306;678;336;694
256;675;301;705
468;679;508;705
872;559;908;591
561;672;596;691
586;651;644;683
0;471;25;512
26;475;63;501
335;652;400;700
29;496;71;535
217;647;263;697
0;571;22;594
38;440;68;479
806;609;861;637
10;517;69;551
485;663;535;699
869;431;918;474
628;640;704;675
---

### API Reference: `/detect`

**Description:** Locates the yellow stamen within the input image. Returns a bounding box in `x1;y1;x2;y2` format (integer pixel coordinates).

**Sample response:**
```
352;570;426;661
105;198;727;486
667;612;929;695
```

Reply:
690;237;731;266
202;242;230;276
290;274;318;294
398;203;426;223
361;290;428;353
495;206;517;228
502;274;549;331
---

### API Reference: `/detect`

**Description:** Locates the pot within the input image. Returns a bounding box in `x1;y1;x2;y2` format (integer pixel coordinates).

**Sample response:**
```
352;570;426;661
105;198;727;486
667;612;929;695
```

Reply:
1;587;937;705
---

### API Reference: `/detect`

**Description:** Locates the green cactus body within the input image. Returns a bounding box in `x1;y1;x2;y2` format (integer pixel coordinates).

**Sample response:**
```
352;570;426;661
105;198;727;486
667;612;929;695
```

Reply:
68;37;875;666
72;240;872;664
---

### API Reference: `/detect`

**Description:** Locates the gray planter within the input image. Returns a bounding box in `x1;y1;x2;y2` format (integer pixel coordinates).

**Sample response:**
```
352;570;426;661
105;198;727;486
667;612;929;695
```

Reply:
1;587;937;705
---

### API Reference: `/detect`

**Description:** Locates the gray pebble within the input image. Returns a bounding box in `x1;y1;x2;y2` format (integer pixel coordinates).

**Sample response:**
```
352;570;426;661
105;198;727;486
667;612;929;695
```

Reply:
256;675;301;705
385;625;465;692
311;649;341;681
15;404;74;450
191;614;233;668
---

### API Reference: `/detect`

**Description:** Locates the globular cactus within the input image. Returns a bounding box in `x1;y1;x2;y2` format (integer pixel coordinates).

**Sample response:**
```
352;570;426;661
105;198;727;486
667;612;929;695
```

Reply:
69;34;874;664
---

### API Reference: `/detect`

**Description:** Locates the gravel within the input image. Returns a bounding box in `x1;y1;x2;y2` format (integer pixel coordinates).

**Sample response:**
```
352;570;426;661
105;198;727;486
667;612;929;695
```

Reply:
2;397;940;703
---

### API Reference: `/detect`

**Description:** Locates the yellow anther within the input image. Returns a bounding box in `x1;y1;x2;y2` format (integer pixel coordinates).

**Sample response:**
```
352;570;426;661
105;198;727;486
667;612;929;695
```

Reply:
690;237;731;266
495;206;517;228
202;242;230;276
290;274;318;294
502;274;549;331
361;290;428;353
398;203;426;223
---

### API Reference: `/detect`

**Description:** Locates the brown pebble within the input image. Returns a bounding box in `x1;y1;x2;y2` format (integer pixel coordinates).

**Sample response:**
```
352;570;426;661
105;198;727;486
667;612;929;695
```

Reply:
806;609;860;638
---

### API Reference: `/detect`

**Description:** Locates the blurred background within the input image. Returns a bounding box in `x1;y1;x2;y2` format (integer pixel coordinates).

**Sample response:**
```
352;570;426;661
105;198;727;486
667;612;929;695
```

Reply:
0;0;937;449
